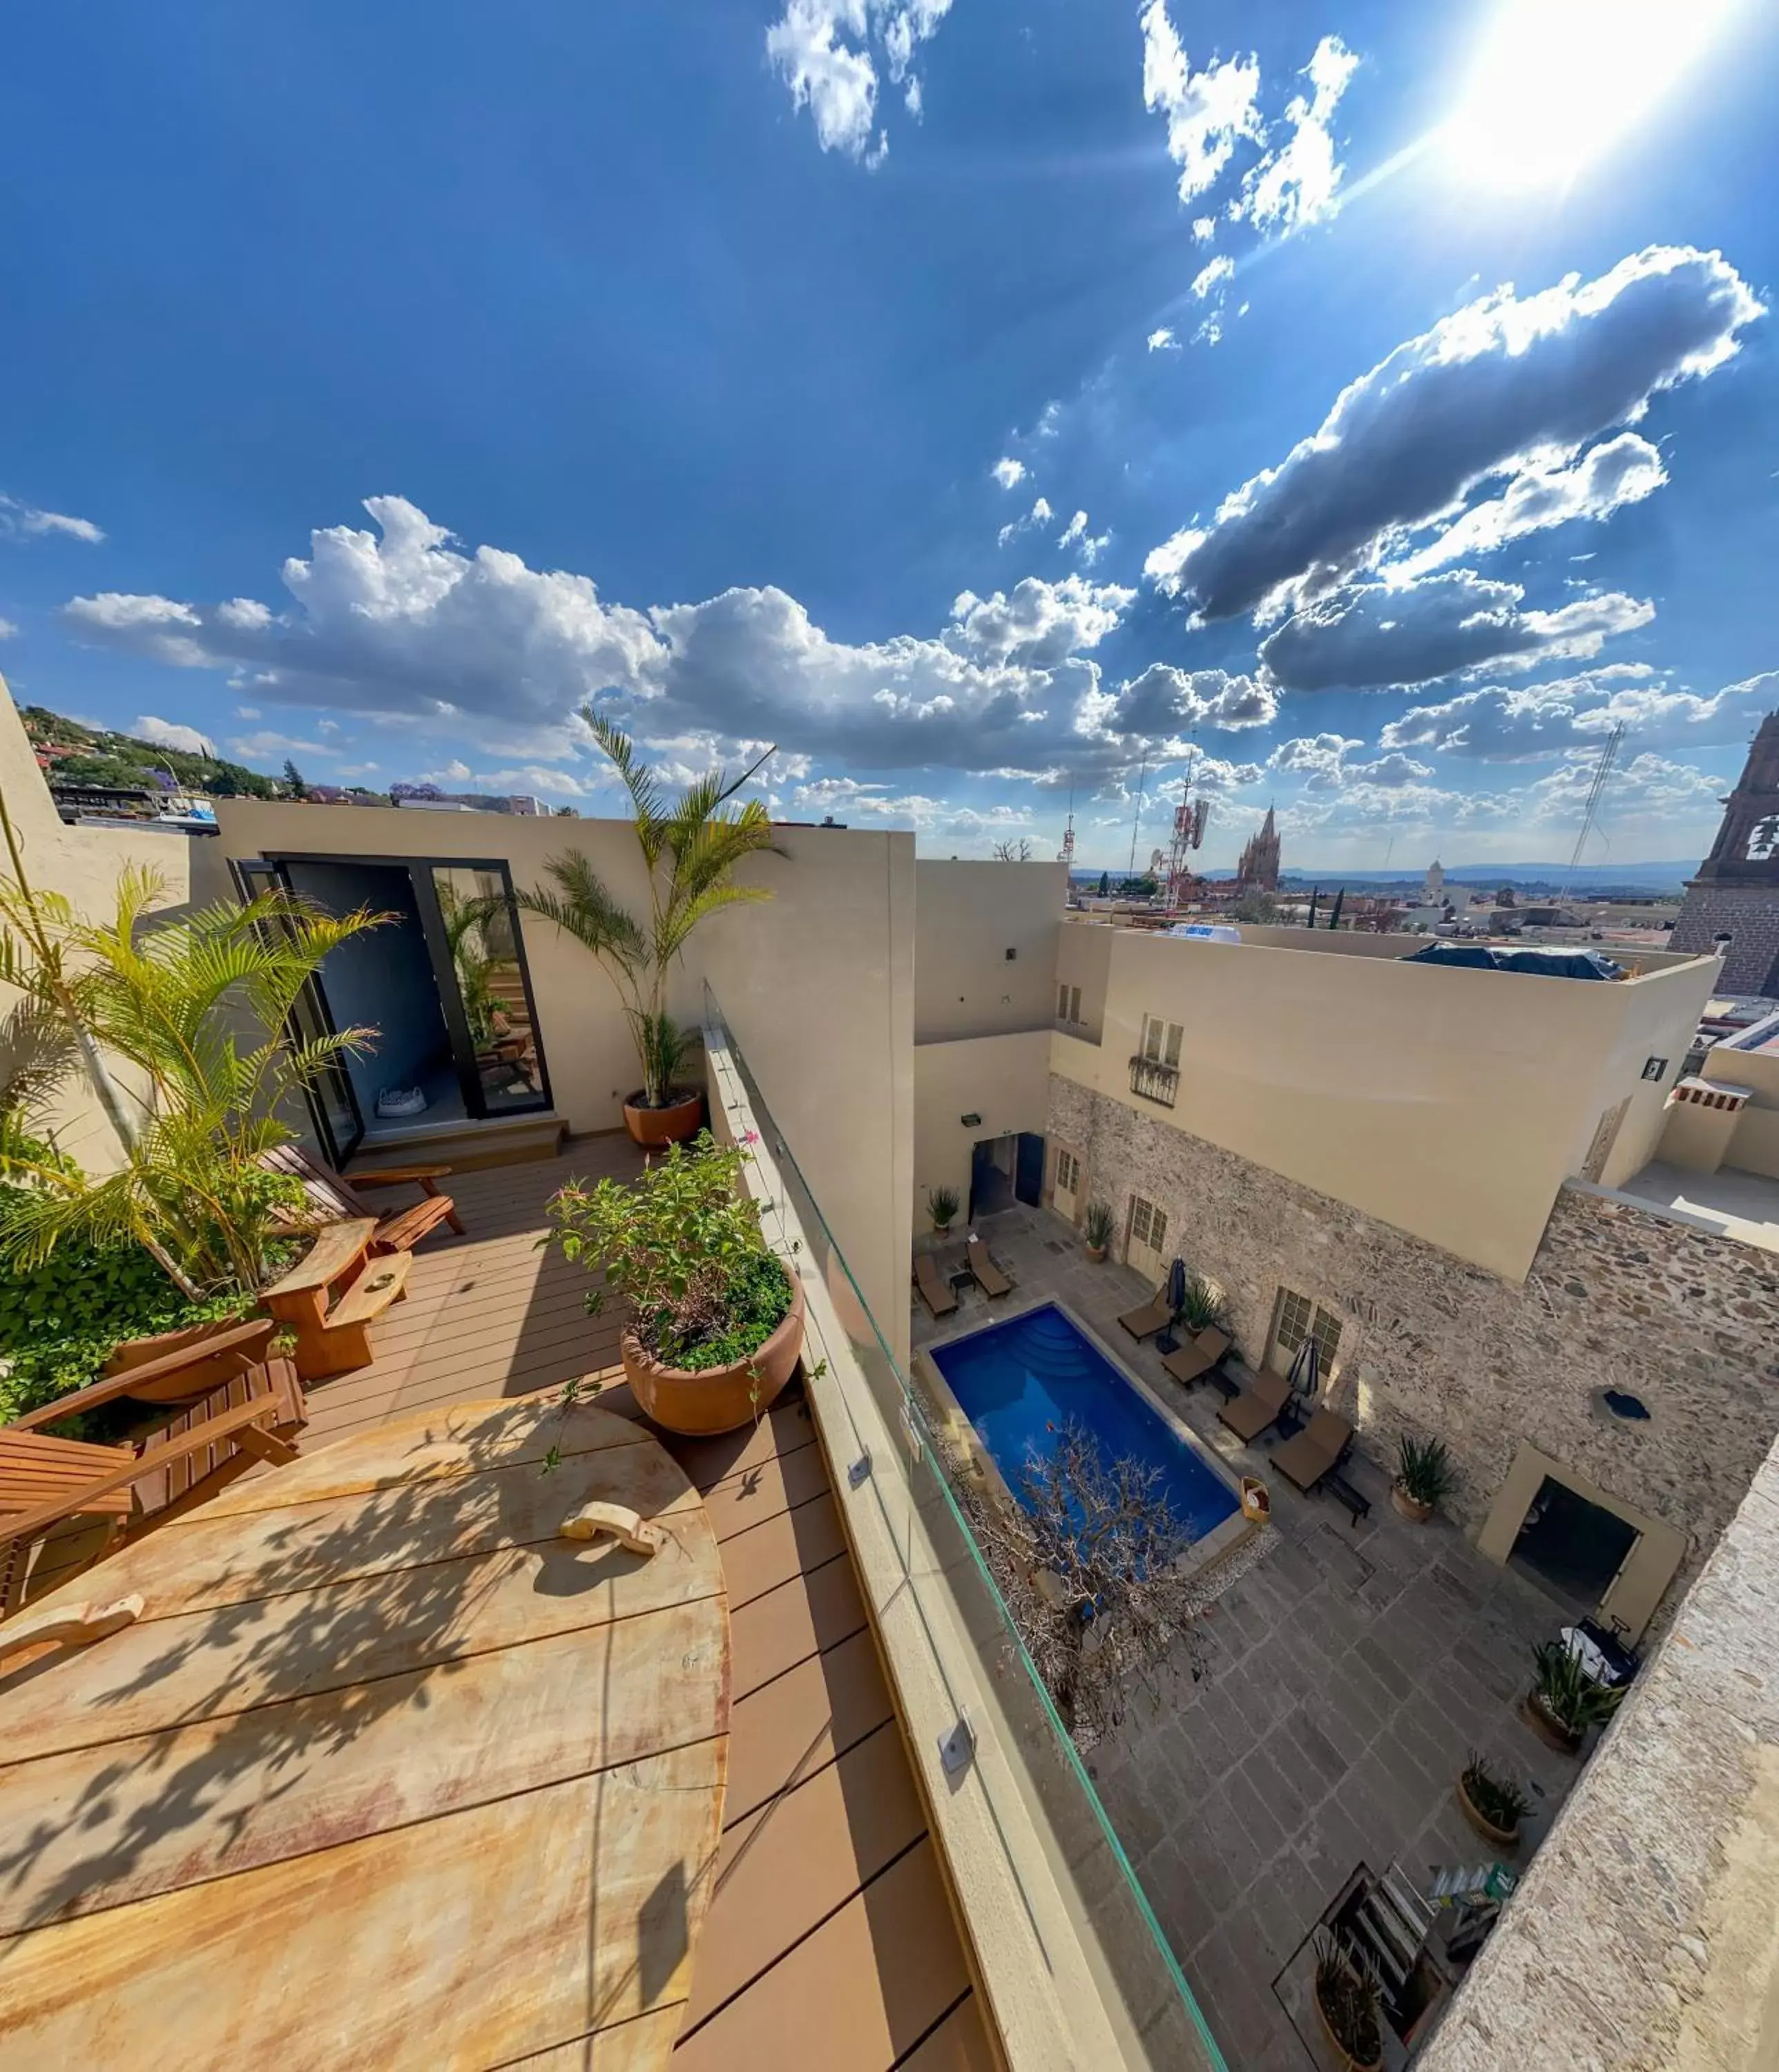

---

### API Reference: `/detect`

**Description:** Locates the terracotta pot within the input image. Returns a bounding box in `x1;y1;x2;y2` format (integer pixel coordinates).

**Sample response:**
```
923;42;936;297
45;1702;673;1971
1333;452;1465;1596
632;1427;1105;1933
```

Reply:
622;1088;704;1148
1456;1773;1521;1849
622;1278;806;1437
1390;1481;1434;1524
1085;1244;1108;1263
1314;1983;1383;2072
1521;1689;1583;1755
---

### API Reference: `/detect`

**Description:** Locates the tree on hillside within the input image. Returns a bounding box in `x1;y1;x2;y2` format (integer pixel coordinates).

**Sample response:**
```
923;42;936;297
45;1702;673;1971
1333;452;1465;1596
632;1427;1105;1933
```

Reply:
992;837;1035;862
282;759;310;800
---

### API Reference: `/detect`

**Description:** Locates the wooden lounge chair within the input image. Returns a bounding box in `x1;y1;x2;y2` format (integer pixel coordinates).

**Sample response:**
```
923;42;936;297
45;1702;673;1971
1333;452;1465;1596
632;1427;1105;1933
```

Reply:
967;1236;1012;1298
1118;1287;1174;1341
914;1252;959;1318
1218;1368;1292;1445
1271;1407;1356;1493
261;1142;464;1256
1162;1327;1231;1388
2;1320;306;1611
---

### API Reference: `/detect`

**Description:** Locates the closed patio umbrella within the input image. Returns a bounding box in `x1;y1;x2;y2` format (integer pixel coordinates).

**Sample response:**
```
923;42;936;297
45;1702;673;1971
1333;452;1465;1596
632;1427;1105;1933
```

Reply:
1287;1336;1320;1399
1165;1256;1186;1318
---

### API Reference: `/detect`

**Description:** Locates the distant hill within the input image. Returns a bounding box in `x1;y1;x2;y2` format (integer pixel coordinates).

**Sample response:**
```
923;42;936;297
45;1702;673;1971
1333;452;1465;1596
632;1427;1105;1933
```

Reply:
1069;859;1697;896
19;706;386;806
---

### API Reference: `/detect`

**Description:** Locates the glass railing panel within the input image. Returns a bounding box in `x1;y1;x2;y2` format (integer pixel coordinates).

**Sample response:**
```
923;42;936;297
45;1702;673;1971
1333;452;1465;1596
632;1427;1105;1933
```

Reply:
704;983;1227;2072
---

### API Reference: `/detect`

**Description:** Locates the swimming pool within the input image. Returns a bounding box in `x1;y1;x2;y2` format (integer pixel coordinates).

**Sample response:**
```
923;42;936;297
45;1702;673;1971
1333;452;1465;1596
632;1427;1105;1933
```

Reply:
930;1301;1239;1542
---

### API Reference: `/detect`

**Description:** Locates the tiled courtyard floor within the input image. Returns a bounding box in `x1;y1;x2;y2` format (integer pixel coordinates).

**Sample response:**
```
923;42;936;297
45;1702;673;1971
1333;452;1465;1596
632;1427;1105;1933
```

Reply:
912;1202;1592;2071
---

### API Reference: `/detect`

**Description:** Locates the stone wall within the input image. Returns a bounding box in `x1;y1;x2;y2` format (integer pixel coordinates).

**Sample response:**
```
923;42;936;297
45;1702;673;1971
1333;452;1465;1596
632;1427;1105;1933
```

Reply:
1048;1076;1779;1616
1669;883;1779;996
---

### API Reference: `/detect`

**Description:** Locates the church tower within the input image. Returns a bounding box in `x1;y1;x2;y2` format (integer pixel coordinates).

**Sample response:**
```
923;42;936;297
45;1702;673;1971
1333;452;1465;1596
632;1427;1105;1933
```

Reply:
1669;709;1779;995
1235;805;1281;893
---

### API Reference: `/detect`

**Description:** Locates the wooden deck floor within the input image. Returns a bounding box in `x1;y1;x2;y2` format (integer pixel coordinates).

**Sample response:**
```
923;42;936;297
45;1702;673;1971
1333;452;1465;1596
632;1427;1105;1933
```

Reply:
318;1138;1000;2071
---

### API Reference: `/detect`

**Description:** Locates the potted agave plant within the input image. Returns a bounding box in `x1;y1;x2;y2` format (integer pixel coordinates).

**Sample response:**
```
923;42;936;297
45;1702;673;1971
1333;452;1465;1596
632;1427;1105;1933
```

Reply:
928;1184;961;1239
1523;1638;1625;1755
1456;1749;1530;1848
1082;1200;1115;1263
1391;1433;1454;1523
548;1133;804;1436
1311;1931;1383;2072
503;713;783;1147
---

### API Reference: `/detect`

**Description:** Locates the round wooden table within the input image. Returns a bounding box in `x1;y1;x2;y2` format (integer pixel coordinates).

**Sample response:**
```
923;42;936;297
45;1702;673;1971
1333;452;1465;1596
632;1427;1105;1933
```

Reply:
0;1396;731;2070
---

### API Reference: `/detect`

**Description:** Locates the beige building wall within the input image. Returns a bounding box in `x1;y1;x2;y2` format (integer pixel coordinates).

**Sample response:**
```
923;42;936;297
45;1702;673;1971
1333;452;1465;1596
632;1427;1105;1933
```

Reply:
0;676;238;1173
913;860;1065;1042
1701;1028;1779;1180
1052;925;1715;1281
912;1030;1052;1237
215;797;918;1363
1054;918;1114;1044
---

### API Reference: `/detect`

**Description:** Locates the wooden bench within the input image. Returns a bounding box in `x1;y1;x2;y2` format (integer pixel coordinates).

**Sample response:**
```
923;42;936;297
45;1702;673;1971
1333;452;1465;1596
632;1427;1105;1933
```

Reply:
1321;1466;1371;1526
260;1218;412;1379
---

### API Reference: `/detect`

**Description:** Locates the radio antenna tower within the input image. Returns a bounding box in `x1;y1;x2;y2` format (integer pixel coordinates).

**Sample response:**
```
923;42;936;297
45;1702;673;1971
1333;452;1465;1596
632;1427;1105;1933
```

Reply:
1127;753;1148;875
1057;783;1076;867
1166;749;1208;909
1560;722;1624;900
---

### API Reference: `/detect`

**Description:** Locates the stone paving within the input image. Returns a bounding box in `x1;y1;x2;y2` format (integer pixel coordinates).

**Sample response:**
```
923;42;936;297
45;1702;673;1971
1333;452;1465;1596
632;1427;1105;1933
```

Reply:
912;1203;1593;2071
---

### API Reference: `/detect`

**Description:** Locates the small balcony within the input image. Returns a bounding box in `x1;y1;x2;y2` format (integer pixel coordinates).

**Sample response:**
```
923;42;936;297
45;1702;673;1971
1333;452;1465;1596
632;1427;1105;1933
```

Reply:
1129;1053;1180;1106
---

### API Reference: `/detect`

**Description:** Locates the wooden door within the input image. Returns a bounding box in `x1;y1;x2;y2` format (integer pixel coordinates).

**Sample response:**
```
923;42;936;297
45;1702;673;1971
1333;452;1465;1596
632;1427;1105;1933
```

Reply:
1126;1193;1169;1283
1053;1147;1081;1221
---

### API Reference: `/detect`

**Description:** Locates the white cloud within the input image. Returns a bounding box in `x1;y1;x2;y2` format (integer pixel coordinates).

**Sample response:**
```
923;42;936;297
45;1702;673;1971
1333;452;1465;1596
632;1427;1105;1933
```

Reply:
1191;216;1217;242
992;456;1027;489
234;704;262;720
1235;35;1357;236
1381;666;1779;762
334;762;379;779
229;730;333;760
997;494;1053;548
132;715;215;757
0;618;15;640
1394;432;1668;579
1082;662;1280;749
1140;0;1261;201
1191;255;1234;299
1057;510;1110;564
1147;327;1178;352
1149;245;1763;624
0;495;104;545
1258;573;1653;693
766;0;950;163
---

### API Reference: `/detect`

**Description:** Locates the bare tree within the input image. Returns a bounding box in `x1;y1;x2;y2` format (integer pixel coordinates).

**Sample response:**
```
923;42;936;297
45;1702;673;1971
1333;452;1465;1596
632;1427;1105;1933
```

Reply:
991;838;1035;863
957;1421;1205;1742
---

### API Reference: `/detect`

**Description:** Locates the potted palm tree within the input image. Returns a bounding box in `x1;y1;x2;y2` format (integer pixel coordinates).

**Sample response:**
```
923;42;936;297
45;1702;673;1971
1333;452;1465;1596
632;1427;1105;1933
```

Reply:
1456;1750;1530;1848
1082;1200;1115;1262
504;713;783;1147
1311;1932;1383;2072
1523;1639;1625;1754
549;1133;803;1435
1391;1434;1454;1522
1174;1271;1228;1335
928;1184;960;1238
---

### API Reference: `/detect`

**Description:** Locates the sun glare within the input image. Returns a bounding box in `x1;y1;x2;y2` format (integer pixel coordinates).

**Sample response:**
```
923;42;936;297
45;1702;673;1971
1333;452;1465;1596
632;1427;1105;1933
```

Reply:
1444;0;1740;187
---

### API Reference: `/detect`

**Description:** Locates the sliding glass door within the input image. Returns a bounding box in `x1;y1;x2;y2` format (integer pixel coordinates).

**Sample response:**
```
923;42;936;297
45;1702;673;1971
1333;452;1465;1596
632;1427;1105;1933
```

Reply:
236;852;552;1152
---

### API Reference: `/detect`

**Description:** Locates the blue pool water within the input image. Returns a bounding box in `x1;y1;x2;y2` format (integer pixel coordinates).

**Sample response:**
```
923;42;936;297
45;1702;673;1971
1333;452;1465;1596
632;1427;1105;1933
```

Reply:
930;1302;1238;1542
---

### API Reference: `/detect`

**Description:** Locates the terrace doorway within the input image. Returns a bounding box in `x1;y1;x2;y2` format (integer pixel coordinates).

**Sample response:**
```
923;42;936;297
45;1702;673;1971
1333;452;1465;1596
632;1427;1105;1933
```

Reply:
234;851;552;1165
1508;1477;1639;1611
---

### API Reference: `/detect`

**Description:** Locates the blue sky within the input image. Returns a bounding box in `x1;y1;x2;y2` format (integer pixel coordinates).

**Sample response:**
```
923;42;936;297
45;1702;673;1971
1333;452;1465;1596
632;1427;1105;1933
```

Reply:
1;0;1776;869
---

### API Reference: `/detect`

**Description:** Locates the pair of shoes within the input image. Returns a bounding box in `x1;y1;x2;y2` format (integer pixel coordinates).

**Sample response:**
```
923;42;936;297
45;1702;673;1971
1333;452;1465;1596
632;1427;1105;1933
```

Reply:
376;1086;428;1118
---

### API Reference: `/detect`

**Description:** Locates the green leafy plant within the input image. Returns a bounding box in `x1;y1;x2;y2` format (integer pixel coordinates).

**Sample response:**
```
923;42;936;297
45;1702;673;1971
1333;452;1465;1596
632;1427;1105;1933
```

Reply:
1313;1932;1382;2067
548;1131;793;1372
928;1184;960;1234
1082;1200;1115;1252
1174;1271;1227;1334
0;828;383;1300
1530;1639;1626;1737
499;714;782;1110
1461;1750;1530;1834
1396;1433;1456;1508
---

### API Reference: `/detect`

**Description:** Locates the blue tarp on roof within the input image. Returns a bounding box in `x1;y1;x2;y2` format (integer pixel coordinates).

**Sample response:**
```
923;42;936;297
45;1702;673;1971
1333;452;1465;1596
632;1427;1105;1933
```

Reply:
1403;942;1624;981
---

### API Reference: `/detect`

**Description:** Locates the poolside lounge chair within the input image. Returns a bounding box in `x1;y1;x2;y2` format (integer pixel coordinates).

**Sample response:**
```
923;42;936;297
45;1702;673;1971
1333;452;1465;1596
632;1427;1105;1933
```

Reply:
1162;1327;1231;1388
967;1236;1012;1298
2;1320;307;1610
261;1143;465;1256
914;1252;959;1318
1270;1407;1356;1493
1118;1284;1175;1341
1218;1368;1292;1445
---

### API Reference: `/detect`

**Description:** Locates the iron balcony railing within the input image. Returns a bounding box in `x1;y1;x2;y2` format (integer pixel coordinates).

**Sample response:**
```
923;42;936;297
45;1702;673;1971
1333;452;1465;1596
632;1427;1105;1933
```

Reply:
1129;1053;1180;1106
